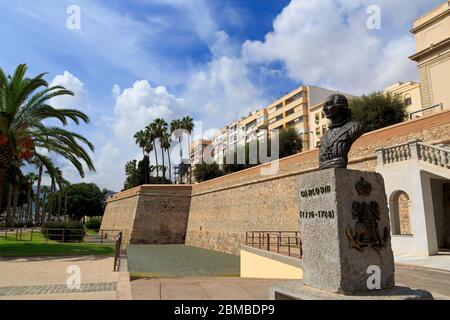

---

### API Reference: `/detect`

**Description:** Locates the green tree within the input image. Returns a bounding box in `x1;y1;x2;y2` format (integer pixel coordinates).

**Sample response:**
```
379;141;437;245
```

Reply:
193;163;222;183
58;183;105;221
161;132;172;183
148;118;168;182
181;116;194;183
279;127;303;158
350;92;407;132
0;64;96;206
170;119;183;183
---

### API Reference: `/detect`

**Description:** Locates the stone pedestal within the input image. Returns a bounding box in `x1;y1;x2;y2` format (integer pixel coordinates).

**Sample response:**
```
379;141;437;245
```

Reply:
270;168;432;300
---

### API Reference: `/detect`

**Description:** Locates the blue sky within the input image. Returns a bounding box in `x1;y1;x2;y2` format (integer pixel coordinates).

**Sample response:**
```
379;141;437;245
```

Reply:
0;0;443;190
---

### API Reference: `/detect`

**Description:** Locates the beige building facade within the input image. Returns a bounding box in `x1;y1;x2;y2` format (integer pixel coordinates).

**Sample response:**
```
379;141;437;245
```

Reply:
410;1;450;113
190;139;212;166
383;81;423;119
267;85;350;151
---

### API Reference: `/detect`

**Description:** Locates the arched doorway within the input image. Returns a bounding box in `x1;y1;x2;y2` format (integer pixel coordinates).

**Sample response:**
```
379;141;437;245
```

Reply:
389;191;413;235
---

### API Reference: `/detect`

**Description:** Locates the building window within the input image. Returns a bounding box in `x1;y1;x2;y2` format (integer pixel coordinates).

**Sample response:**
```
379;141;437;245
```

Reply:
294;116;304;124
285;108;295;117
315;113;320;124
321;111;325;119
276;115;283;122
404;95;412;106
269;118;277;124
275;103;283;111
322;125;327;135
316;127;321;136
286;92;303;105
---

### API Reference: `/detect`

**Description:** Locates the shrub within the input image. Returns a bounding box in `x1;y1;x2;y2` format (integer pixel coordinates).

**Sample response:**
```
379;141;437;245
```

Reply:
41;221;85;242
85;218;102;230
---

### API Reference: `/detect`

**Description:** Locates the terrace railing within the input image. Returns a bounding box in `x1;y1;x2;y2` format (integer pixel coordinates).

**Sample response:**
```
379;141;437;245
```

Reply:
245;231;302;259
376;140;450;169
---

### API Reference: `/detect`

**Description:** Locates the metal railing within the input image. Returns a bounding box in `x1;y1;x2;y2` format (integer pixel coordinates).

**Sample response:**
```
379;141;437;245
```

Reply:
113;232;123;272
245;231;302;259
409;103;444;119
0;227;122;244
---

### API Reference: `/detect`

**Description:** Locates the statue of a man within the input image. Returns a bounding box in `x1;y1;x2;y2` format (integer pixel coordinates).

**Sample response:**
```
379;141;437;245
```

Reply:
319;94;364;170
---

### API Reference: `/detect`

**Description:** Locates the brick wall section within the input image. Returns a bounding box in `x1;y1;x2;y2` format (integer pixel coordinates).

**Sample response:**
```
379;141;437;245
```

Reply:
101;110;450;254
100;187;141;243
186;110;450;255
130;186;192;244
101;186;192;244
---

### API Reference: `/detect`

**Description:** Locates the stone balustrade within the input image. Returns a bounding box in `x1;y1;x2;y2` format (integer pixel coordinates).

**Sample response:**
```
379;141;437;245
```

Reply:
376;140;450;169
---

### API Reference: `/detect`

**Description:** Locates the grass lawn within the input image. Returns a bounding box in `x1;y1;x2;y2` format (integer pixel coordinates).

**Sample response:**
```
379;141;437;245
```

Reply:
0;231;115;257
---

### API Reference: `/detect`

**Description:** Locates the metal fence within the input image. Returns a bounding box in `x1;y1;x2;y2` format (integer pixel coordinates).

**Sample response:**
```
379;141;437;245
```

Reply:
245;231;302;259
113;232;123;272
0;227;122;244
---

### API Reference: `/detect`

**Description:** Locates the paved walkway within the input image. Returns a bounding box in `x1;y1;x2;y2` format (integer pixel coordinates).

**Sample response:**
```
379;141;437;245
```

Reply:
130;265;450;300
396;264;450;299
131;277;284;300
0;256;118;300
395;252;450;272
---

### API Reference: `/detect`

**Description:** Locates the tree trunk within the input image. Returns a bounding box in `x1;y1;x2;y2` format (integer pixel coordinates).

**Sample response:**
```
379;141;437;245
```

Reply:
161;142;165;184
58;191;62;221
178;137;183;184
41;192;47;225
167;149;172;183
0;168;5;214
142;149;148;184
6;184;13;226
35;165;43;225
188;134;192;184
64;191;68;218
153;141;159;179
26;182;32;228
11;187;19;227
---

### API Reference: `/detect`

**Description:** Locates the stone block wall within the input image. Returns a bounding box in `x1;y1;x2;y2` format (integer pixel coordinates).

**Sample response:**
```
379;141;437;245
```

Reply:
101;110;450;254
101;185;192;244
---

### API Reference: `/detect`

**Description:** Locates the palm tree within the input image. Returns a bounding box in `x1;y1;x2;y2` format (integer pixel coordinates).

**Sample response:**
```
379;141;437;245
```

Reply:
170;119;183;183
161;132;172;183
145;124;158;178
0;64;96;202
181;116;195;184
40;185;50;224
24;172;37;227
134;130;148;184
29;155;54;224
147;118;168;181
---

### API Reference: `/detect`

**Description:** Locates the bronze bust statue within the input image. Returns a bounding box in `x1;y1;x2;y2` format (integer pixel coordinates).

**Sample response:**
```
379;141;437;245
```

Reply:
319;94;364;169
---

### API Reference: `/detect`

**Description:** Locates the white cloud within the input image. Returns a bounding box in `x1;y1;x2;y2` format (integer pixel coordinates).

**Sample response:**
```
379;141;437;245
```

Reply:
242;0;440;94
50;71;87;109
112;84;121;99
112;80;184;140
184;31;265;129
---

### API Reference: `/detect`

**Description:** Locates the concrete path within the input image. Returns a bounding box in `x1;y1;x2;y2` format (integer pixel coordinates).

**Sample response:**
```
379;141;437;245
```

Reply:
395;252;450;272
396;264;450;300
0;256;119;300
131;277;284;300
130;265;450;300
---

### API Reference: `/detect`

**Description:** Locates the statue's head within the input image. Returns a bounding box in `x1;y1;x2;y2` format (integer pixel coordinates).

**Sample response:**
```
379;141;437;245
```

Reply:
323;94;350;122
